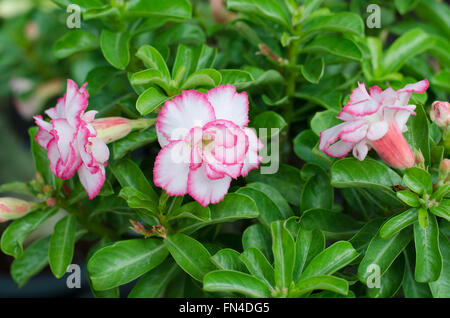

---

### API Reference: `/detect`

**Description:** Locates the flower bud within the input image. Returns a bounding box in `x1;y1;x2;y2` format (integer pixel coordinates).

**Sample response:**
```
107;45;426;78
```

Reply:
0;198;36;223
91;117;154;144
430;101;450;128
441;158;450;173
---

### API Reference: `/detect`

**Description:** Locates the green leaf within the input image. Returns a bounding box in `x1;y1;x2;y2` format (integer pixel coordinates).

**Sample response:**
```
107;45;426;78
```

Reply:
1;207;58;258
394;0;420;14
240;247;275;288
396;190;420;207
414;0;450;38
100;30;130;70
136;87;168;115
414;214;442;282
112;127;157;160
331;158;404;207
53;30;98;59
180;69;222;90
246;164;304;206
402;246;432;298
310;110;341;135
403;167;433;195
302;35;362;61
252;111;287;139
118;186;158;214
293;130;328;168
349;219;384;255
381;28;434;74
164;233;216;281
130;69;170;93
271;221;295;289
380;208;418;239
242;224;273;262
301;0;324;22
83;5;120;20
429;233;450;297
292;275;348;297
226;0;291;28
219;69;254;86
431;70;450;92
295;85;342;110
0;181;32;195
211;249;247;272
303;12;364;37
174;193;258;234
49;215;77;278
126;0;192;20
88;238;168;290
135;45;171;82
203;270;272;297
128;259;180;298
300;241;358;280
430;200;450;222
294;227;325;281
358;228;412;284
367;255;404;298
237;182;293;228
154;23;206;48
300;56;324;84
300;168;333;212
84;66;121;95
300;209;363;239
110;159;158;202
11;236;50;288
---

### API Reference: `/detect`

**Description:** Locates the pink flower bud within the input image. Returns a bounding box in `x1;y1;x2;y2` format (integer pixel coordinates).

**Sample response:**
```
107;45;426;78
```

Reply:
441;158;450;173
430;101;450;128
92;117;154;143
0;198;36;223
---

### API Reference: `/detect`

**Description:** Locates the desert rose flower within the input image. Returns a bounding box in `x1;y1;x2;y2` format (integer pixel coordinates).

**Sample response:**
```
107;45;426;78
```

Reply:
319;79;429;169
34;80;152;199
430;101;450;128
154;85;263;207
0;198;36;223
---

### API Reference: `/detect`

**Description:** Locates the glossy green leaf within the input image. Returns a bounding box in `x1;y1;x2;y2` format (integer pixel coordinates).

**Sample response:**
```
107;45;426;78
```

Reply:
430;200;450;222
154;23;206;48
180;69;222;90
211;249;247;272
11;236;50;288
165;233;215;281
358;228;412;284
367;255;404;298
302;35;362;61
203;270;272;297
135;45;171;81
88;238;168;290
1;207;58;258
271;221;295;289
226;0;291;28
396;190;420;207
429;233;450;297
293;227;325;281
300;169;333;212
303;12;364;37
219;69;254;86
136;87;168;115
300;241;359;280
126;0;192;21
403;167;433;195
414;214;442;282
402;246;432;298
53;30;98;59
300;56;324;84
242;224;273;262
49;215;77;278
100;30;130;70
112;127;157;160
292;275;349;297
110;159;158;202
240;247;275;288
84;66;121;95
128;259;180;298
380;208;418;239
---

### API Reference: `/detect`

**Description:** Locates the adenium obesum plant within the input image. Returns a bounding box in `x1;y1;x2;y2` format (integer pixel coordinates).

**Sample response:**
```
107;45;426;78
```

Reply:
34;79;153;199
319;79;429;169
154;85;263;206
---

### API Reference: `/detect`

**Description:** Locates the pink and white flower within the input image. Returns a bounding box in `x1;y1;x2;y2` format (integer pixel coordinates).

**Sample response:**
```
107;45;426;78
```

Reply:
319;79;429;169
430;101;450;128
34;79;109;199
153;85;263;207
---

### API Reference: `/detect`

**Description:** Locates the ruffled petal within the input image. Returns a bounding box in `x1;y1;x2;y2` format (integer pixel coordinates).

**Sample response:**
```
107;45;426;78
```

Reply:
323;140;354;158
78;163;105;199
367;121;389;141
339;121;368;143
319;123;347;151
206;85;249;128
347;82;371;105
153;141;191;196
64;80;89;127
187;163;231;207
156;90;215;142
90;137;109;164
241;128;263;177
34;115;53;149
342;98;380;116
353;141;369;161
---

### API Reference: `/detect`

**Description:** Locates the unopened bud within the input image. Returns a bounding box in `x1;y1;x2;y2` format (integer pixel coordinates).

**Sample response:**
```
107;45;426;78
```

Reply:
92;117;154;144
430;101;450;128
414;149;425;169
0;198;36;223
46;198;56;207
441;159;450;173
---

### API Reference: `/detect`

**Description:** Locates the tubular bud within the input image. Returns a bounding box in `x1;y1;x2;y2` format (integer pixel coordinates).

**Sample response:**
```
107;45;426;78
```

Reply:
0;198;37;223
92;117;154;143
